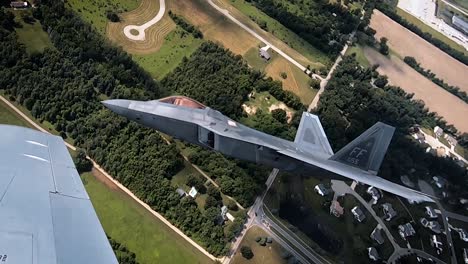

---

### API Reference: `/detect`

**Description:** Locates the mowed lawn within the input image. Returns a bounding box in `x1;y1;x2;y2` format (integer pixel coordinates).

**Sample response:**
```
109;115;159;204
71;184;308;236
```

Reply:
133;28;203;80
81;171;213;264
231;226;286;264
12;10;53;54
66;0;140;34
0;98;33;128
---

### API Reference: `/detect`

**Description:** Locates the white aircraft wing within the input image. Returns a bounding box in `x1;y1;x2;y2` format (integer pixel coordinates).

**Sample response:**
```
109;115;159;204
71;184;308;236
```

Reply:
0;125;118;264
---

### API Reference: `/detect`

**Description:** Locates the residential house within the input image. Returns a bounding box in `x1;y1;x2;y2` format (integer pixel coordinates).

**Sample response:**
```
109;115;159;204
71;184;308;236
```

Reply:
367;186;381;204
314;184;330;196
367;247;380;261
330;201;344;218
398;223;416;240
459;229;468;242
445;134;458;147
382;203;397;221
176;188;186;198
463;248;468;264
430;235;443;255
420;218;442;234
432;176;447;189
188;186;198;198
351;206;366;222
370;226;385;245
259;45;271;60
434;126;443;138
425;206;438;219
10;1;28;8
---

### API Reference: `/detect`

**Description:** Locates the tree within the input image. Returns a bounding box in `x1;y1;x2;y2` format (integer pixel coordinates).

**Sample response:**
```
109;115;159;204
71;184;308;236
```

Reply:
379;37;389;55
204;195;220;209
309;78;321;89
74;149;92;173
207;184;222;201
271;108;287;124
280;72;287;79
106;11;120;22
374;75;388;88
240;246;254;259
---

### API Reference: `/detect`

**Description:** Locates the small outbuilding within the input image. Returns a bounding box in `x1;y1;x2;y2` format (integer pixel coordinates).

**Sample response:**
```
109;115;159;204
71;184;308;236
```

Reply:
259;45;271;60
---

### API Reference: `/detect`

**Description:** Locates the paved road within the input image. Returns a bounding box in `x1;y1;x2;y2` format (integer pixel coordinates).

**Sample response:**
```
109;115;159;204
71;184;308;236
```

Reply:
419;130;467;164
435;200;457;264
123;0;166;41
388;248;447;264
207;0;311;74
0;96;222;262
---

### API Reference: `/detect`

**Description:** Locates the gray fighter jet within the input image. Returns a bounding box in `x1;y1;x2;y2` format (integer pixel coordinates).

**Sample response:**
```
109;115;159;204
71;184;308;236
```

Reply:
102;96;432;202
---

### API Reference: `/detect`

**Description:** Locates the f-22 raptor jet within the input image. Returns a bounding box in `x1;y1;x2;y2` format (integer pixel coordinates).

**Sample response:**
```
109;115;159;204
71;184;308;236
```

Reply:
103;96;432;203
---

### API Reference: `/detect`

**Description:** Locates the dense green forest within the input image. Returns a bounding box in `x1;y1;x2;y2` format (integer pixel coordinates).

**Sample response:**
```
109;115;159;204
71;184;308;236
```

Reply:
109;237;139;264
246;0;361;57
373;0;468;65
315;55;467;198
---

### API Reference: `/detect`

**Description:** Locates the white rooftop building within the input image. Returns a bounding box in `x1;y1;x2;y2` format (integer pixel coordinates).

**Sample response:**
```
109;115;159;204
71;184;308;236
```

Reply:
188;186;198;198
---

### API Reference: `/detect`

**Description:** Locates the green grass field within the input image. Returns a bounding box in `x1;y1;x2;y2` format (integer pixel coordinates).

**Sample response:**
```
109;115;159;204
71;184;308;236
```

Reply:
243;46;276;71
81;172;213;264
226;0;331;66
133;29;203;80
346;44;370;68
66;0;140;34
12;10;53;54
0;99;33;128
396;8;467;55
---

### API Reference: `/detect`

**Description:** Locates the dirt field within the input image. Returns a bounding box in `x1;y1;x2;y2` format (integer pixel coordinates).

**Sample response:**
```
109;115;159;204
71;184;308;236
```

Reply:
171;0;259;55
107;0;175;54
363;47;468;133
265;56;316;105
370;9;468;93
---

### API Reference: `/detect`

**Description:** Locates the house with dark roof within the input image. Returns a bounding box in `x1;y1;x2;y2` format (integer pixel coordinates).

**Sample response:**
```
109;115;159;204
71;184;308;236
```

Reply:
367;186;381;204
459;229;468;242
420;218;442;234
368;247;380;261
176;188;186;198
382;203;397;221
425;206;438;219
330;201;344;218
430;235;443;255
351;206;366;222
398;223;416;239
370;226;385;245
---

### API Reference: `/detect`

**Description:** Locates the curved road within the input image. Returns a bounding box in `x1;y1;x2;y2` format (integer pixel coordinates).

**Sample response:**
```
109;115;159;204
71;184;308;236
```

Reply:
123;0;166;41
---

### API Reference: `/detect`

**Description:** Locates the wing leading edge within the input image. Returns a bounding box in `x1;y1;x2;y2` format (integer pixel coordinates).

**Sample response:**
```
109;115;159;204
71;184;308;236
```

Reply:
0;125;118;264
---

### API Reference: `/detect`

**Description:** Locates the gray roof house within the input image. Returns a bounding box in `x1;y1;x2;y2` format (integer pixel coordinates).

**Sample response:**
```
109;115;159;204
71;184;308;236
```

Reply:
367;186;382;204
351;206;366;222
382;203;397;221
459;229;468;242
259;45;271;60
398;223;416;239
371;226;385;245
425;206;438;219
368;247;380;261
420;218;442;234
430;235;443;255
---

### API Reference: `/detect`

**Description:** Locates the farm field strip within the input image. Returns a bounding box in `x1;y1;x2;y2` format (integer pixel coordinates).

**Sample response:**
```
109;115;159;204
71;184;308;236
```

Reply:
370;9;468;93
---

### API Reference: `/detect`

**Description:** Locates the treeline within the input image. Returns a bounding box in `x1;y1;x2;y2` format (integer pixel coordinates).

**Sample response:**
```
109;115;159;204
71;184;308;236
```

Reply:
246;0;360;57
315;55;467;196
374;1;468;66
162;42;304;118
108;237;139;264
0;3;234;255
168;11;203;39
403;56;468;103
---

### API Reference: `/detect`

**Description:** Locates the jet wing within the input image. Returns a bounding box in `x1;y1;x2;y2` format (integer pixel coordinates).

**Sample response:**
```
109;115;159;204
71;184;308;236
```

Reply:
294;113;334;157
278;148;434;203
0;125;118;264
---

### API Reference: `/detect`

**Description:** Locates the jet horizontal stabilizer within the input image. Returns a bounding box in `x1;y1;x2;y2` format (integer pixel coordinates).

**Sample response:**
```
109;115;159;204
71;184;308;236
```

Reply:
329;122;395;175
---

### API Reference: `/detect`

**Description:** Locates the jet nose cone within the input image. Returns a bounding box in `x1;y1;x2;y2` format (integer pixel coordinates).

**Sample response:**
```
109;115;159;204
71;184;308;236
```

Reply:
101;99;131;116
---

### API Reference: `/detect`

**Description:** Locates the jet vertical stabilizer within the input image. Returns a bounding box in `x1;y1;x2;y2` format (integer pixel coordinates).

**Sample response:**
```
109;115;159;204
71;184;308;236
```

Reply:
329;122;395;175
294;112;334;157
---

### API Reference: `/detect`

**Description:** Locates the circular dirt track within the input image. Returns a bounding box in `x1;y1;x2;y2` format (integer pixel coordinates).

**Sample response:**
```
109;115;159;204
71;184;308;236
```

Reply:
107;0;175;54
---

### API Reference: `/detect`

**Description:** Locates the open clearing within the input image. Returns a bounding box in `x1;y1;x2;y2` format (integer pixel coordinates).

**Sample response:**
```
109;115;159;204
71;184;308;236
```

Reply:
0;99;33;128
363;47;468;133
82;170;213;264
231;226;286;264
13;10;53;54
107;0;175;54
265;56;317;105
370;9;468;92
